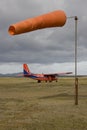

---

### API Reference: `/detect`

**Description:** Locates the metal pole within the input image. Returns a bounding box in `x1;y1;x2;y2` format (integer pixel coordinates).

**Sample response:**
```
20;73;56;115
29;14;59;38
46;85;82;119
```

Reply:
75;16;78;105
67;16;78;105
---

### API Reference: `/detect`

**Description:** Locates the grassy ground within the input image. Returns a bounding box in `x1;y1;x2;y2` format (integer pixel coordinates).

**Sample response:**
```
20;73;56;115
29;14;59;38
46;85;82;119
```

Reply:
0;77;87;130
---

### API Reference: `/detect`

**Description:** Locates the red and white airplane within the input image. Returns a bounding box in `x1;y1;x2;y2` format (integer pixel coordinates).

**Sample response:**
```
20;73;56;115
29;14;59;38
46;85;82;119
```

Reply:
23;64;72;83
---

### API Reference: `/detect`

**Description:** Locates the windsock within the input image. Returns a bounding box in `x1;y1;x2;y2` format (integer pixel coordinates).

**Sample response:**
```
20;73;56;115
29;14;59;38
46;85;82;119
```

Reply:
8;10;66;35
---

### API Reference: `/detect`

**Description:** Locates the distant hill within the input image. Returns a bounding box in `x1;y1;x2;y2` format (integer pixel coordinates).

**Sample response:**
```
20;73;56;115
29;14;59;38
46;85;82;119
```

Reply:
0;72;22;77
0;73;87;77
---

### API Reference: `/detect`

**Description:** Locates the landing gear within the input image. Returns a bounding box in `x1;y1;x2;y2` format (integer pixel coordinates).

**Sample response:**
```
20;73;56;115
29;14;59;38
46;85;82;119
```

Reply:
38;80;41;83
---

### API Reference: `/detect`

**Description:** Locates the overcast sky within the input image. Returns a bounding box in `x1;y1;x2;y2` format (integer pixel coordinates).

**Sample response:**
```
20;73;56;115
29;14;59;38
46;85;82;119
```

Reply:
0;0;87;75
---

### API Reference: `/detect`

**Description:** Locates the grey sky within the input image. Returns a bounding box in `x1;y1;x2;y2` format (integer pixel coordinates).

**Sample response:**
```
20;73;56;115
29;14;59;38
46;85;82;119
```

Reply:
0;0;87;74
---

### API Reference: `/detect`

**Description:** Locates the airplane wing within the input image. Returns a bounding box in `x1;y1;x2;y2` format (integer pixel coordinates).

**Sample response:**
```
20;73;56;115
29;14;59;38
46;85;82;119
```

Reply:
44;72;72;77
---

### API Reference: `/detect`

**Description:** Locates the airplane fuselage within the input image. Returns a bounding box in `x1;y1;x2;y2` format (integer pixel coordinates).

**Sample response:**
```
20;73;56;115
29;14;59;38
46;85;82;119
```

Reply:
24;73;58;83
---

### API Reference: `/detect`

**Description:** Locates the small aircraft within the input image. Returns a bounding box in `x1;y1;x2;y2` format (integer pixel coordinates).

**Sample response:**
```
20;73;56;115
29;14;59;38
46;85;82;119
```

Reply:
23;64;72;83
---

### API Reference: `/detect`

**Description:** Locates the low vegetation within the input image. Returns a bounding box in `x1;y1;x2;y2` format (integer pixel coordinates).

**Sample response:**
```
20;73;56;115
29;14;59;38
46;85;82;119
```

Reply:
0;77;87;130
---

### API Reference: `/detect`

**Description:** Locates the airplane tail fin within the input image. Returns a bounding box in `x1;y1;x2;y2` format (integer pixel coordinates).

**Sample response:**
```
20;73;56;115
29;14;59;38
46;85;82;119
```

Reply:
23;64;31;75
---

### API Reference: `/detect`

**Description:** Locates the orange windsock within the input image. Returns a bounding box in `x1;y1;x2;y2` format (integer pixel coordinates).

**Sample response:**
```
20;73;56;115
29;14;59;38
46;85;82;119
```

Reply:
8;10;66;35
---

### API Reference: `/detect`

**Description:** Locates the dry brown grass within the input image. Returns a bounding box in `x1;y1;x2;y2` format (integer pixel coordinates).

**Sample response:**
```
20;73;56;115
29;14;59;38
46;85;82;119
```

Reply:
0;77;87;130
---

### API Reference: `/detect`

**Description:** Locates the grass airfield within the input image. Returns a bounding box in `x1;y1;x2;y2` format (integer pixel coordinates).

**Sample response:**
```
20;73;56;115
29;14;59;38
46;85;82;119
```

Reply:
0;77;87;130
